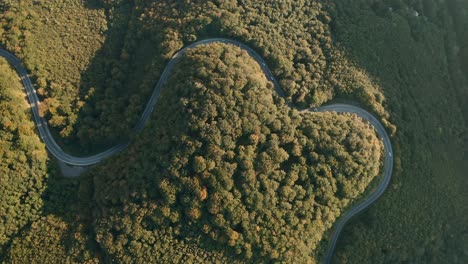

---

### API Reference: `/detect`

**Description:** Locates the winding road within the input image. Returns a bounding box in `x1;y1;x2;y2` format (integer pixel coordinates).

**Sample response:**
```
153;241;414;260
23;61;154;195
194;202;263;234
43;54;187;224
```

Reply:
0;38;393;263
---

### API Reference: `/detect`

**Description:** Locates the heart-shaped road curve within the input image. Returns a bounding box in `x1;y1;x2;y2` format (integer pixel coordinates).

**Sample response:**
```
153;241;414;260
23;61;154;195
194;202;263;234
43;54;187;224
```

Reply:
0;38;393;263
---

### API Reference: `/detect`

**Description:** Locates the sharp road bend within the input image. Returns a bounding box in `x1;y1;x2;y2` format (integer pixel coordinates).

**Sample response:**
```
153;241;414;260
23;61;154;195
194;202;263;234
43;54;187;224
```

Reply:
0;38;394;263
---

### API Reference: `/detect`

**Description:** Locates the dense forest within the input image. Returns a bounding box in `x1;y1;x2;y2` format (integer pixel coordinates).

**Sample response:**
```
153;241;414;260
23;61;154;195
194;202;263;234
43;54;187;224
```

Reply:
0;0;466;263
0;0;394;152
0;58;98;262
89;43;382;262
0;58;47;255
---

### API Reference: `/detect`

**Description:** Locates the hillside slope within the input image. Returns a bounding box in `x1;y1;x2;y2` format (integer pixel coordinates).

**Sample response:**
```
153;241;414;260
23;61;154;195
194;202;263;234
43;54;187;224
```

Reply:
90;43;382;263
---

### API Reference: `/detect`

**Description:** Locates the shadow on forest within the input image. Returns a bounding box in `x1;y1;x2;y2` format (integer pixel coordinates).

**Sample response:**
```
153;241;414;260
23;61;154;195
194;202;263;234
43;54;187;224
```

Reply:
36;2;222;258
321;1;468;262
54;1;221;156
32;0;468;261
54;0;135;155
83;0;102;10
36;0;220;259
36;0;165;258
37;158;106;260
37;0;389;260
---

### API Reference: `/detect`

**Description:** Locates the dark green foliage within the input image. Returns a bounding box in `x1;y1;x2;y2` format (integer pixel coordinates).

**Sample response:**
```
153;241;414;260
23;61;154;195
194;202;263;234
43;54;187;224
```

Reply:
4;215;99;263
0;0;393;152
0;0;465;263
91;43;381;262
330;0;468;263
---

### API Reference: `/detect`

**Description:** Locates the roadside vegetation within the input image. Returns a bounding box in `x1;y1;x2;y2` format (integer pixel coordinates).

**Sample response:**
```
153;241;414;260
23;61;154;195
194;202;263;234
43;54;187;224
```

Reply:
0;58;47;256
0;58;97;262
90;43;382;262
0;0;394;152
0;0;466;263
0;0;107;150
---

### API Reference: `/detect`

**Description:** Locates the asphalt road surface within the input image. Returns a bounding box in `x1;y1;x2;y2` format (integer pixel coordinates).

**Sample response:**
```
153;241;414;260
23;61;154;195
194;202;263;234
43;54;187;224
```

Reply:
0;38;393;263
